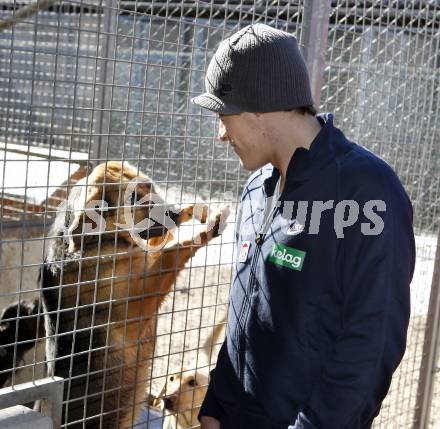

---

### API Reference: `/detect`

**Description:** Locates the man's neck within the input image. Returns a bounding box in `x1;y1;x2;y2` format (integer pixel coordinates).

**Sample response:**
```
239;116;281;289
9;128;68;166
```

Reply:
271;113;322;193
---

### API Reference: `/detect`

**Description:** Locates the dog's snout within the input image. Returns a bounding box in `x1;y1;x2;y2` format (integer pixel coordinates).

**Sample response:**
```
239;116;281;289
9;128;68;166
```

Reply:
138;222;166;239
164;396;176;411
137;206;180;240
168;208;182;226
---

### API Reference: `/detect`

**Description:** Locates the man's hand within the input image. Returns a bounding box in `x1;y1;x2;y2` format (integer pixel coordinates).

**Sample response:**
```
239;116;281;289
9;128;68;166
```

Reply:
200;415;221;429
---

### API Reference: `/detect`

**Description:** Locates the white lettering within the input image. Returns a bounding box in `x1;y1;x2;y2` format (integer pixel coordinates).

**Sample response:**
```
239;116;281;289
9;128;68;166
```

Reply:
296;201;309;228
82;200;108;234
334;200;359;238
292;256;301;268
309;200;334;234
362;200;386;235
271;245;303;269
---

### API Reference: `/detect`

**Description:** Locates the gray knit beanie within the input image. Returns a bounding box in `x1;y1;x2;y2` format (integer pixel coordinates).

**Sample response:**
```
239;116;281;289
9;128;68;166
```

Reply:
191;23;314;115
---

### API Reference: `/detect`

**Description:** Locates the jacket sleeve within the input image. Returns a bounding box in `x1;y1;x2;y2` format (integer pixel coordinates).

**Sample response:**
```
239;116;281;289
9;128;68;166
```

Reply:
299;171;415;428
198;369;224;421
198;180;250;423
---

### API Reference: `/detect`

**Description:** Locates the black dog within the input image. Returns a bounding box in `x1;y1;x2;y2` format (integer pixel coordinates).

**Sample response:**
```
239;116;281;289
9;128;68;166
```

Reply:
0;299;44;387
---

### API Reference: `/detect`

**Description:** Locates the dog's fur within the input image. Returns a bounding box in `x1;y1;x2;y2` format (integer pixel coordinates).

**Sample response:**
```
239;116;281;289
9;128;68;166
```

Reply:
0;299;44;387
156;318;227;429
160;369;210;429
0;166;89;388
0;161;228;429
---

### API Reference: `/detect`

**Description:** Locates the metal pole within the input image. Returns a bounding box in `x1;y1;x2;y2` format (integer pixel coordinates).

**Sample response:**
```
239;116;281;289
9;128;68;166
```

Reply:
355;26;374;143
91;0;118;164
414;228;440;428
0;377;64;429
300;0;331;109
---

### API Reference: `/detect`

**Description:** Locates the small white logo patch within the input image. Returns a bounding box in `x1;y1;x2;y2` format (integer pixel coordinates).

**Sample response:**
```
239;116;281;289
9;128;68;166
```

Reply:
239;241;251;263
286;220;305;236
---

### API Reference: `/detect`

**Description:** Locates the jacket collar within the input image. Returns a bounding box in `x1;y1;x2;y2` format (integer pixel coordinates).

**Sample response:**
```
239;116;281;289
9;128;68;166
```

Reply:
264;113;340;196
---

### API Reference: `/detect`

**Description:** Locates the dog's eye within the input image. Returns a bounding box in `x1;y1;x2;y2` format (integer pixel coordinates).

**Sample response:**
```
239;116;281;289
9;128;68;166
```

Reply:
130;192;154;208
130;192;136;206
188;378;197;387
169;376;174;382
94;202;106;213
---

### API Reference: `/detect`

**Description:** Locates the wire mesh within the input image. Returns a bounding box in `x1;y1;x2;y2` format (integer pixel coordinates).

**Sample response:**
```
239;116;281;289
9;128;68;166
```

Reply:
321;2;440;427
430;348;440;427
0;1;438;429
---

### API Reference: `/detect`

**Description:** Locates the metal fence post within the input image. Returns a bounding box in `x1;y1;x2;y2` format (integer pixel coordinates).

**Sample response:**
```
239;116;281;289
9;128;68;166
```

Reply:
0;377;64;429
91;0;118;164
300;0;331;109
414;229;440;429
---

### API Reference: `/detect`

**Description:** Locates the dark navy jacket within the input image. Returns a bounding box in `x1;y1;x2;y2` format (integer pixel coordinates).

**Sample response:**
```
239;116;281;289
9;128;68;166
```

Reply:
200;113;415;429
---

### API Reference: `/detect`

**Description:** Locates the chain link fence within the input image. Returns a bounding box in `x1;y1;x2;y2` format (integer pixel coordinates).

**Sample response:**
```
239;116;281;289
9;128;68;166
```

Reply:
321;2;440;428
0;1;438;428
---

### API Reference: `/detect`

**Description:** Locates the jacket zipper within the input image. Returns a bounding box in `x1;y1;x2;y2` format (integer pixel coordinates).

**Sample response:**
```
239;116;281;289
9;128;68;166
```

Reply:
237;187;281;385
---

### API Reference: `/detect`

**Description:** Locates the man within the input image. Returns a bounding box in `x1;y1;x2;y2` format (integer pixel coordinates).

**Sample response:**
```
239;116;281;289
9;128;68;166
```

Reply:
191;24;415;429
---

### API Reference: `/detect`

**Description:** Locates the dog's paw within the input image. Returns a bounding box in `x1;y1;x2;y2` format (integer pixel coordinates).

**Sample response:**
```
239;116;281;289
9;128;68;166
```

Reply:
176;203;208;225
176;205;230;247
206;205;230;239
193;203;209;223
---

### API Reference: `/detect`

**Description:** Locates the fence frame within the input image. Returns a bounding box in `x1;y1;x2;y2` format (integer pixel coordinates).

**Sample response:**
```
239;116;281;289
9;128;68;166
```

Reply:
414;229;440;428
0;377;64;428
91;0;118;164
300;0;331;109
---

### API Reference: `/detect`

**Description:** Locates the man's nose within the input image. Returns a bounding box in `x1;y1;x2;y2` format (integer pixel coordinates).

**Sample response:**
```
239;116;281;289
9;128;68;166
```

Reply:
218;120;229;142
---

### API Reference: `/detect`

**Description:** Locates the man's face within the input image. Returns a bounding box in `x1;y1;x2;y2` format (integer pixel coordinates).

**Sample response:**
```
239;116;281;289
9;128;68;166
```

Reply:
218;112;270;171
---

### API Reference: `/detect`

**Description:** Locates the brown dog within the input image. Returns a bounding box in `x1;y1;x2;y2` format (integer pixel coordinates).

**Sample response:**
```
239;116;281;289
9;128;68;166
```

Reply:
160;369;210;429
36;161;229;429
156;317;227;429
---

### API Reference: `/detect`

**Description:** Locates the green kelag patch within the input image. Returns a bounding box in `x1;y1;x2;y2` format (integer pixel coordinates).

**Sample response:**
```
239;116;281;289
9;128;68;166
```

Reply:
268;243;306;271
